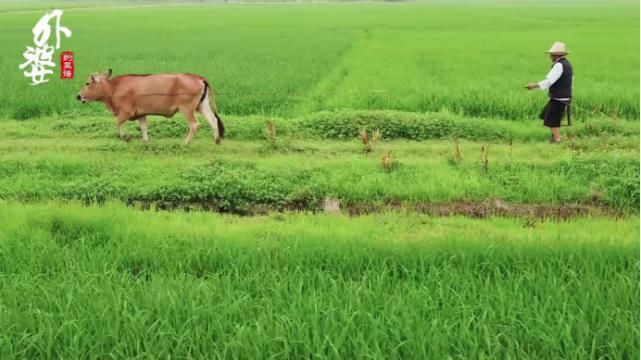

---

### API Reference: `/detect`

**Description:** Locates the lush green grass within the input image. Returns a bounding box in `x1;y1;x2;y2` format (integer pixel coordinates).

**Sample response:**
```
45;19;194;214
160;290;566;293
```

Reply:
0;201;638;358
1;1;638;120
1;2;638;358
0;117;638;213
3;110;639;142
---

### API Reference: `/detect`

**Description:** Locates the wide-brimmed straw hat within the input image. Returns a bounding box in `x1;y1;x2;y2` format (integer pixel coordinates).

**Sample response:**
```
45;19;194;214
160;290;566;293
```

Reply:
546;41;571;55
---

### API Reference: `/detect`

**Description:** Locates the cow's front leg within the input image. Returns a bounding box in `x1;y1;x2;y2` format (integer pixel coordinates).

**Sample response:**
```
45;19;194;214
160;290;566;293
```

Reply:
138;116;148;143
116;114;132;142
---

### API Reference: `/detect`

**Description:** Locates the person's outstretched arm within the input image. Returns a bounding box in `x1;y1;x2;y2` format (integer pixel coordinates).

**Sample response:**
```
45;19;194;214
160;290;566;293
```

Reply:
525;62;563;90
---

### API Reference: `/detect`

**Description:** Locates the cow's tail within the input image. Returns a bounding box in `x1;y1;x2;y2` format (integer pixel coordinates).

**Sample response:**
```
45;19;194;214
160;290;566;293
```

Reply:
202;80;224;139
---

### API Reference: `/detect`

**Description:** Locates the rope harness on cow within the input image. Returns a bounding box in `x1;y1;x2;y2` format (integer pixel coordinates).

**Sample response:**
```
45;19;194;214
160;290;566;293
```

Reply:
91;91;610;123
100;91;390;99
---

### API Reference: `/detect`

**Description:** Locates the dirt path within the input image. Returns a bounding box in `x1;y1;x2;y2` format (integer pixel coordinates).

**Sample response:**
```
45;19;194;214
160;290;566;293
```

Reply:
126;198;623;220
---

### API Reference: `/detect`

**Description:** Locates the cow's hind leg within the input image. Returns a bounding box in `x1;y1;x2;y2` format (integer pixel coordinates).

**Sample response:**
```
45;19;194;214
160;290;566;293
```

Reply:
198;91;221;144
138;116;148;143
182;109;199;145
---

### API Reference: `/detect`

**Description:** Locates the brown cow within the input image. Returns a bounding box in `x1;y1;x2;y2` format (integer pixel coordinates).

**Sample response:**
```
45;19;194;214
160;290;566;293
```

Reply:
76;69;224;144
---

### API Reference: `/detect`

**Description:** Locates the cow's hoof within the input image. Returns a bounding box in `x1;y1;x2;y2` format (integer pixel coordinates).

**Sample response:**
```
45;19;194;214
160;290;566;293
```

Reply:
122;135;132;143
215;138;221;145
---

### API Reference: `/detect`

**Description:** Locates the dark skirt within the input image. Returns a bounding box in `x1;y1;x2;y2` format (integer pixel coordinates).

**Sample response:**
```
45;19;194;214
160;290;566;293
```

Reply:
539;99;570;128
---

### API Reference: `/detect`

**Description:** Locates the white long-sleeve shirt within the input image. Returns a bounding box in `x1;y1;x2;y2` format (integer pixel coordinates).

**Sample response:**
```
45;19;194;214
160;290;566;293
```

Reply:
538;62;563;90
538;60;571;101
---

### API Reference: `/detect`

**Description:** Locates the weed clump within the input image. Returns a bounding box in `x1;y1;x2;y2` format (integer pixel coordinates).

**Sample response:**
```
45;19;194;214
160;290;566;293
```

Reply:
266;120;276;147
12;104;43;120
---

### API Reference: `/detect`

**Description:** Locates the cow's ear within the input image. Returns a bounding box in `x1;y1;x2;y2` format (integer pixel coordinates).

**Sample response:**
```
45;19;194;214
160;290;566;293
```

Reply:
90;74;96;83
104;69;112;78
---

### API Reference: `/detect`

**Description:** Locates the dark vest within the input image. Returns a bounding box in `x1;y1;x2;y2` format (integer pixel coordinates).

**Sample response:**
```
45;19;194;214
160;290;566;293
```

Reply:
549;57;572;99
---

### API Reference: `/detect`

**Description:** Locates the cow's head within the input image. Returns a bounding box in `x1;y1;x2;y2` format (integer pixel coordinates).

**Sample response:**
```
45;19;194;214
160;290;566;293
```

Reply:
76;69;112;103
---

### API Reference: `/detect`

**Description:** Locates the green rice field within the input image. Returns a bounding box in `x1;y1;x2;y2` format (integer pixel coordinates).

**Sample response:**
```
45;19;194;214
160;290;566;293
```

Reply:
1;0;638;120
0;1;638;358
0;202;638;358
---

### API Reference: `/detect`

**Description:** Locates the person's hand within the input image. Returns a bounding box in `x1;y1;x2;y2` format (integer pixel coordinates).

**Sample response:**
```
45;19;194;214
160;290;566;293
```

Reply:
525;82;539;90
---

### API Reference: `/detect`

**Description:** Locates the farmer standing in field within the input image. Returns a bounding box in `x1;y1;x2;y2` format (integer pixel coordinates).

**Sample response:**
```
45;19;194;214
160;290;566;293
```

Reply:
525;41;573;144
